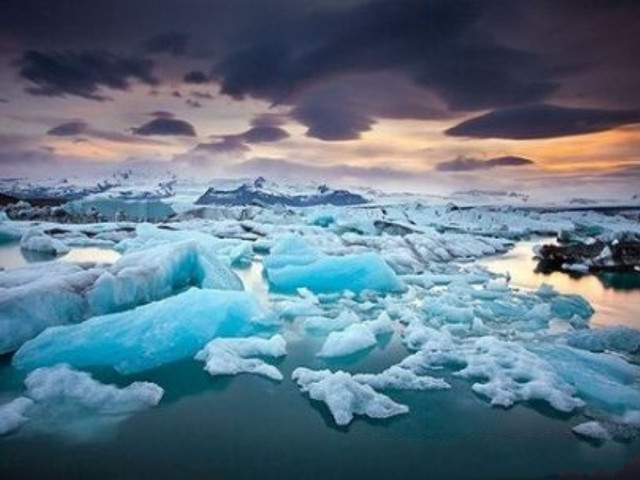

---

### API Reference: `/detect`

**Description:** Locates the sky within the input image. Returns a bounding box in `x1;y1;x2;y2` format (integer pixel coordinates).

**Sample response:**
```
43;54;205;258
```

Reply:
0;0;639;198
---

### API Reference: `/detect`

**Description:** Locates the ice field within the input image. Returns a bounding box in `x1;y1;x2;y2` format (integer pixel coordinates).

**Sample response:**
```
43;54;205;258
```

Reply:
1;179;640;479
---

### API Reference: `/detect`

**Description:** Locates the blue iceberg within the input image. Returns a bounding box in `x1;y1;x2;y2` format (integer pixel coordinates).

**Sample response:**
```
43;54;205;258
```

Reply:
263;235;405;294
13;288;264;374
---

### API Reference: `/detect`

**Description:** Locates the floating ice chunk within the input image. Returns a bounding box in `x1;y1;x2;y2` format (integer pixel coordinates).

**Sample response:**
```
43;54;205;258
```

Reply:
536;283;558;299
549;294;594;323
276;297;324;320
292;368;409;426
563;327;640;354
0;263;103;354
401;335;583;412
263;234;321;270
267;253;405;294
402;321;455;352
264;235;405;294
20;228;70;255
87;240;243;315
0;223;21;244
14;288;263;374
456;338;584;411
0;397;33;435
572;421;610;441
195;335;286;381
529;344;640;414
317;323;377;358
353;366;450;391
25;364;163;414
304;310;359;334
229;242;253;268
115;223;253;266
423;295;474;324
362;311;395;336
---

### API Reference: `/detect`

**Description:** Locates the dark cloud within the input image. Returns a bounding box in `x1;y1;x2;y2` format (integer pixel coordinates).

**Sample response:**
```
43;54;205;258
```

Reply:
3;0;640;147
435;155;535;172
143;32;189;56
194;139;249;155
47;119;167;145
17;50;158;101
183;70;210;84
446;104;640;139
238;126;289;144
251;113;287;127
47;121;88;136
148;110;175;118
132;117;197;136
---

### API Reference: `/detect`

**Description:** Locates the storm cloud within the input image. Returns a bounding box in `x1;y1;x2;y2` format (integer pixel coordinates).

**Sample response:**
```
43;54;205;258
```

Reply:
133;118;197;137
446;104;640;139
17;50;158;101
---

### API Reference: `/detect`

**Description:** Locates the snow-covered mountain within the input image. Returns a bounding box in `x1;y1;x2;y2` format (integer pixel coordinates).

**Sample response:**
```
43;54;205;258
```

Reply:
195;177;369;207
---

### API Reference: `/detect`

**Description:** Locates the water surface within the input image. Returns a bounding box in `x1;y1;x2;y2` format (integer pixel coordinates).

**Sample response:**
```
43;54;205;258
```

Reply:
479;238;640;329
1;242;639;480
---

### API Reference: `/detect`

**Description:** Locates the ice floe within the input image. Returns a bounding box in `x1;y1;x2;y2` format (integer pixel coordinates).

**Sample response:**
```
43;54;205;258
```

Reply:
195;335;287;381
292;368;409;426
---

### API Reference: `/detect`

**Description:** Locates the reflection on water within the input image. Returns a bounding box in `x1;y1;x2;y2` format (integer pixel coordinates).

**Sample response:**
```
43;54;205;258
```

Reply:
61;247;121;264
235;259;269;304
479;239;640;329
0;242;121;270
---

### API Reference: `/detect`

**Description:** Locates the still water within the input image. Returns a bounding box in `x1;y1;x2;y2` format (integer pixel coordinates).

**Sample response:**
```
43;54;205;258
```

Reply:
479;238;640;330
1;242;640;480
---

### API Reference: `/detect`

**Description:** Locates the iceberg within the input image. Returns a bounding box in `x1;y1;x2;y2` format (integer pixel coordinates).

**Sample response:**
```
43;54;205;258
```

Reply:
0;397;33;436
0;239;242;354
20;228;70;255
529;344;640;415
13;288;264;374
115;223;254;267
362;311;395;337
292;368;409;426
317;323;377;358
264;235;405;294
0;263;103;354
195;335;286;381
87;239;243;315
563;327;640;354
